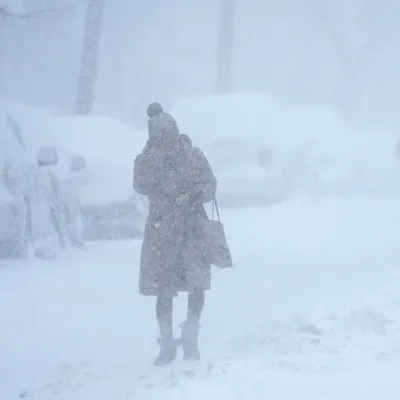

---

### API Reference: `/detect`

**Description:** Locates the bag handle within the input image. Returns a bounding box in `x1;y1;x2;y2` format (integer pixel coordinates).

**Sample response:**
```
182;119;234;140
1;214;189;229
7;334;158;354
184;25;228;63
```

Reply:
211;196;221;223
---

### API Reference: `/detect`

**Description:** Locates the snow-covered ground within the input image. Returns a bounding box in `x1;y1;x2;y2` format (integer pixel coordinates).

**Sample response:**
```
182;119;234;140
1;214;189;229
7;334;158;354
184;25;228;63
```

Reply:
2;196;400;399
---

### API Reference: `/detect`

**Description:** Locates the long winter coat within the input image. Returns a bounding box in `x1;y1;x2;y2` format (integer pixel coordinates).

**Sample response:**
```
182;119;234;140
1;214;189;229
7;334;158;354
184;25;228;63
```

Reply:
133;136;217;297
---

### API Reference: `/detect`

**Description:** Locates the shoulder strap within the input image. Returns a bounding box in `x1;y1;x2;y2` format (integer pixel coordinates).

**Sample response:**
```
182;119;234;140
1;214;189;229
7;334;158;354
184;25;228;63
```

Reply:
211;196;221;222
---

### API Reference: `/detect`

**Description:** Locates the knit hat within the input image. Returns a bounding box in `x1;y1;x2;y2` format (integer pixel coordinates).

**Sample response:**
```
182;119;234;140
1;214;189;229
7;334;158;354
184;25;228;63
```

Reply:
147;101;180;141
147;102;163;118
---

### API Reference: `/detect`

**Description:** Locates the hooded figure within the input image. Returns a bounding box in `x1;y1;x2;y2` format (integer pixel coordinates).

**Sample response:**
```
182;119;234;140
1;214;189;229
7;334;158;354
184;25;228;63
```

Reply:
133;103;217;366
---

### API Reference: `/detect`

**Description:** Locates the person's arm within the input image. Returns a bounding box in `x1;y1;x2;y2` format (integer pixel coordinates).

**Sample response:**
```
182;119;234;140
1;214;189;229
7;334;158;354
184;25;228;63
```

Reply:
132;151;158;196
187;147;217;204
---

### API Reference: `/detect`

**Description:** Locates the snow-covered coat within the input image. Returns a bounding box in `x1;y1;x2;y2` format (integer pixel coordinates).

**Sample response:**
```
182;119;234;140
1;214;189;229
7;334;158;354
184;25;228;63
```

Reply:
133;136;217;296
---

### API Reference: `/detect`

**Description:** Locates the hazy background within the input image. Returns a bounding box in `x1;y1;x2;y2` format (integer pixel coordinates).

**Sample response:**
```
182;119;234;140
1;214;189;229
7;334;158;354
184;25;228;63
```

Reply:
1;0;399;129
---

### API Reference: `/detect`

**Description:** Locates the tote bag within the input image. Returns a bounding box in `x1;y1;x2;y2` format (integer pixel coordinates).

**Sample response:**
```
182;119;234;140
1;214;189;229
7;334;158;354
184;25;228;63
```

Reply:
204;197;232;268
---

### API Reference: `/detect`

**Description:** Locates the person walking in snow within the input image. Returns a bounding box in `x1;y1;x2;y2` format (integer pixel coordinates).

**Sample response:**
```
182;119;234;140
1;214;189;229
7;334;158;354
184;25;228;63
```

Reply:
133;103;217;366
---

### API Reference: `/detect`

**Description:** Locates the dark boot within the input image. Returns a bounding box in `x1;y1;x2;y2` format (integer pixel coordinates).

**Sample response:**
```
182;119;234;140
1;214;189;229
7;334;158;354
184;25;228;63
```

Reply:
154;336;178;366
180;321;201;361
155;294;175;366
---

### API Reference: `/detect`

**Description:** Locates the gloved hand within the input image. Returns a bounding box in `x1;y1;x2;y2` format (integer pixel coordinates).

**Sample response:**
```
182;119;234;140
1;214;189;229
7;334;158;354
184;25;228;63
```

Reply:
175;189;207;207
175;193;190;206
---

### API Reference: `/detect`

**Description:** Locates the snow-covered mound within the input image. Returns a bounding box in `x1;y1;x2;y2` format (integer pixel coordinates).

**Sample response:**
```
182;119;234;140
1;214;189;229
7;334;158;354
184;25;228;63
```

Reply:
46;115;147;207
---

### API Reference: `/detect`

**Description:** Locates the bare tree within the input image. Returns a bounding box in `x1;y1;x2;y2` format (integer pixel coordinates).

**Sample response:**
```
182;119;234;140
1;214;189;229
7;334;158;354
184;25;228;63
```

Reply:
75;0;105;114
215;0;236;93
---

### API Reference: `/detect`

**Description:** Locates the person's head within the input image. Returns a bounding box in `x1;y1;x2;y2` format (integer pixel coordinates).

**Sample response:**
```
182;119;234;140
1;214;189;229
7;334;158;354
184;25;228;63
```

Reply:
147;102;163;118
147;103;180;151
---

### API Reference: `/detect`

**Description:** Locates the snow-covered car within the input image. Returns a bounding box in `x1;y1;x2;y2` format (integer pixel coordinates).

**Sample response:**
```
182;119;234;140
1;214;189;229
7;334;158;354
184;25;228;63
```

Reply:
270;107;400;198
0;103;84;259
172;94;400;203
171;94;288;207
48;115;147;240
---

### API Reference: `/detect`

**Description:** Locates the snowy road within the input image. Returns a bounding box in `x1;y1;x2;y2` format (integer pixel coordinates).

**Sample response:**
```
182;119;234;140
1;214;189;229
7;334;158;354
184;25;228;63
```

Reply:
2;197;400;399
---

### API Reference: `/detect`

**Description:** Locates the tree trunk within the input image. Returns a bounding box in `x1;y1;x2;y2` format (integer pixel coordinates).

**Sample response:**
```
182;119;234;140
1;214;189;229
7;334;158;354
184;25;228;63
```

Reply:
215;0;236;93
75;0;105;114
